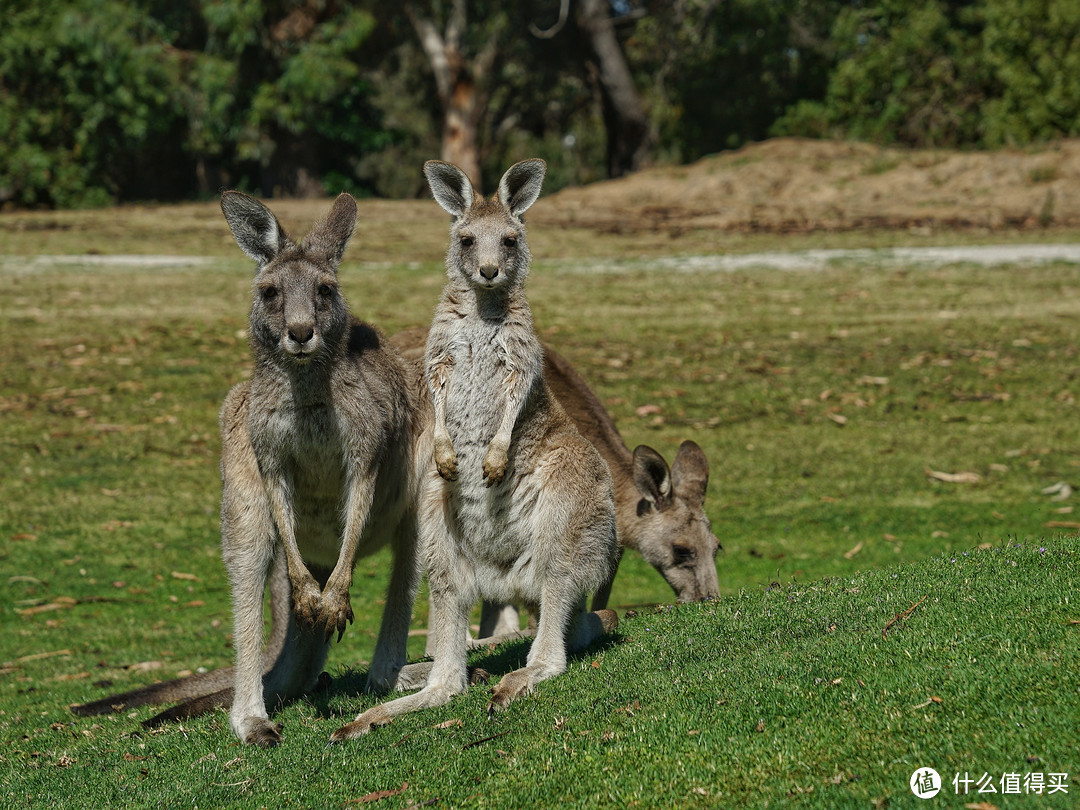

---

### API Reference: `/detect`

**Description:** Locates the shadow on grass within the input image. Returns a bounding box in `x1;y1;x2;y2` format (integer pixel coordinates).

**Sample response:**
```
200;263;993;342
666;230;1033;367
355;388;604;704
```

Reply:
310;631;624;721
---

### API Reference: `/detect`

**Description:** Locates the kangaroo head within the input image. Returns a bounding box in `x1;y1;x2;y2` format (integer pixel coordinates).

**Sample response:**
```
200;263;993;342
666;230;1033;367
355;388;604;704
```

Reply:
424;159;546;292
631;440;721;602
221;191;357;367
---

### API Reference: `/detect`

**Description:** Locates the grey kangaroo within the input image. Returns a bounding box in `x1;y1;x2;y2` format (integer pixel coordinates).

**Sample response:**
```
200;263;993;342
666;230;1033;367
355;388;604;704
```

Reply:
330;159;618;740
477;351;720;637
72;192;428;748
390;328;721;642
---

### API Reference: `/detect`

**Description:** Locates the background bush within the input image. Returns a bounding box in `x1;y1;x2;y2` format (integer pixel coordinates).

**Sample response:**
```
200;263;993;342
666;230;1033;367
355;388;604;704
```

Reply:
4;0;1080;208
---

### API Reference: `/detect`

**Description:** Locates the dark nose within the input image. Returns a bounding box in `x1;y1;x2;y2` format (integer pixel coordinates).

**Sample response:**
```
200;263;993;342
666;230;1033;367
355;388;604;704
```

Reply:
480;265;499;281
288;326;314;344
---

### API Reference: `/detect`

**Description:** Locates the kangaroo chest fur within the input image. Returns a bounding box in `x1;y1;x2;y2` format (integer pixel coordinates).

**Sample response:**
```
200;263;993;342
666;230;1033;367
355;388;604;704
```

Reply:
248;366;409;570
438;312;545;568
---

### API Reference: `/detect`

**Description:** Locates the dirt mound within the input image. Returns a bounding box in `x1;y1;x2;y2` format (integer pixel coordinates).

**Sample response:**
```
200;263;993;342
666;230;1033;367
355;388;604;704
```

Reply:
534;137;1080;235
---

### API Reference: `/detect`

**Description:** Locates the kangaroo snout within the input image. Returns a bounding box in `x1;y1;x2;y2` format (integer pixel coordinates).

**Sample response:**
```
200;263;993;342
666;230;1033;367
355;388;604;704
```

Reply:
479;264;499;281
284;322;318;356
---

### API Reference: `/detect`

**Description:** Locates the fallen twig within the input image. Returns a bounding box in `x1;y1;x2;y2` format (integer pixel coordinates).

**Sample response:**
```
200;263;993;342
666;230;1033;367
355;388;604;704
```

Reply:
882;595;928;639
462;731;509;750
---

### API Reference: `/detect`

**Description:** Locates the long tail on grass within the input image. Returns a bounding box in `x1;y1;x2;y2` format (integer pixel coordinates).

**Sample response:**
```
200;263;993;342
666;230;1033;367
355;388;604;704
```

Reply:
70;556;290;725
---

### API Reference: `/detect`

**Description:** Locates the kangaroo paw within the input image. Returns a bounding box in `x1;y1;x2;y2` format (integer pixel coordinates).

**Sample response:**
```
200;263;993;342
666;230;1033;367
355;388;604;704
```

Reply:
330;704;393;742
243;719;284;748
482;445;507;486
319;588;354;643
487;669;533;716
434;439;458;481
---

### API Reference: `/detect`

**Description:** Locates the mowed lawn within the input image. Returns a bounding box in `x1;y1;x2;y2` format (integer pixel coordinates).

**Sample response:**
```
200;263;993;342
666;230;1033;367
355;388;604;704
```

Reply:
1;203;1078;808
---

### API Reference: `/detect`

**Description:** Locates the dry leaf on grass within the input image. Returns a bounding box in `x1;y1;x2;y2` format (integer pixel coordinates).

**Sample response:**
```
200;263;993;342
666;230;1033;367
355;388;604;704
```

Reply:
346;782;409;804
1041;481;1073;501
926;469;981;484
432;718;462;729
843;541;863;560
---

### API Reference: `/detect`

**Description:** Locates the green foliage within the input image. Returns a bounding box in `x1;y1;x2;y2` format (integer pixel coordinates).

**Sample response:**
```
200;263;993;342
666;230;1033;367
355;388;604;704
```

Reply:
777;0;1080;149
0;0;186;207
775;1;989;147
629;0;843;160
980;0;1080;146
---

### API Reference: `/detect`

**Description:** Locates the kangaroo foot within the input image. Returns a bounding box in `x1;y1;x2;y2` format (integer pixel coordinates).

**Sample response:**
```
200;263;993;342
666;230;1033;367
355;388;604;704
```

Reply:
330;703;393;742
241;718;284;748
486;668;537;716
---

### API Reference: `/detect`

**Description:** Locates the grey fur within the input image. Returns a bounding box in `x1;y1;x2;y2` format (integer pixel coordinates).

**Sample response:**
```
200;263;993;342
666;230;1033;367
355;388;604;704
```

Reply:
198;192;426;746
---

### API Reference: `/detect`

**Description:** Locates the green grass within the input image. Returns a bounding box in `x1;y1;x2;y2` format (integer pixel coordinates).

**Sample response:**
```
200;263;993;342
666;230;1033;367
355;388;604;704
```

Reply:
2;210;1079;807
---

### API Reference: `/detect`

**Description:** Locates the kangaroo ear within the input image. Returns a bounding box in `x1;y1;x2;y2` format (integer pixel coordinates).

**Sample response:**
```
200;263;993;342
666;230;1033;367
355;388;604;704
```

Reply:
220;191;289;266
303;193;357;268
424;161;474;218
671;440;709;508
633;445;673;514
498;159;546;218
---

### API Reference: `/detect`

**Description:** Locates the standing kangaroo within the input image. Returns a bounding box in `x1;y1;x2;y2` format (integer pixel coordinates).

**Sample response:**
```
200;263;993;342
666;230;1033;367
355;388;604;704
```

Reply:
217;191;429;746
330;159;618;740
390;329;722;638
69;192;428;747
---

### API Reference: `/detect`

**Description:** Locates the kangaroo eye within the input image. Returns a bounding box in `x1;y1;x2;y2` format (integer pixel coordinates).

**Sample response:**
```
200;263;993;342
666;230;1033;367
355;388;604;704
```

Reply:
318;284;333;297
673;545;695;564
261;286;278;301
503;236;517;248
460;236;474;247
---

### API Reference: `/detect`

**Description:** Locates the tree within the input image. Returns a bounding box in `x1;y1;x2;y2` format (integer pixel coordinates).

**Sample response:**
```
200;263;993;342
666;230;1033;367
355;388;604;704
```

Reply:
188;0;386;197
0;0;187;207
403;1;515;190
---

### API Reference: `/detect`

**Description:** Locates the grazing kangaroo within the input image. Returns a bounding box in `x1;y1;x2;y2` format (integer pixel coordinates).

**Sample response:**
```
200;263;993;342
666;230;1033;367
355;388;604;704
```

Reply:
477;352;720;637
330;159;618;740
73;192;428;747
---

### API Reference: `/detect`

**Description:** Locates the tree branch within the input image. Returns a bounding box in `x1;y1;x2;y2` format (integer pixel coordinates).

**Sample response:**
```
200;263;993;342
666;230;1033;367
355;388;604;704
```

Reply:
530;0;570;39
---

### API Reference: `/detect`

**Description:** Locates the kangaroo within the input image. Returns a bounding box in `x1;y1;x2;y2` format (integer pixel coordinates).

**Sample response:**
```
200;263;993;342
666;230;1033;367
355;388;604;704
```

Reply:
73;192;429;747
478;352;720;636
330;159;618;740
390;328;722;638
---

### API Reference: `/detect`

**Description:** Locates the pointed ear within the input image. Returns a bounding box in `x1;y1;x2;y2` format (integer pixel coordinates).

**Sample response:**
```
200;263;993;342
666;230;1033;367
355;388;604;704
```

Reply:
424;160;474;218
302;193;357;268
633;445;673;513
498;159;546;218
220;191;289;266
671;440;709;508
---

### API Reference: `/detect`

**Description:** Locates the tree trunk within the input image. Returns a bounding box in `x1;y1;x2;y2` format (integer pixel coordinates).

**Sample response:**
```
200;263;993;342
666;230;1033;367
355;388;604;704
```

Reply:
408;2;489;191
439;52;484;188
574;0;651;177
261;129;325;198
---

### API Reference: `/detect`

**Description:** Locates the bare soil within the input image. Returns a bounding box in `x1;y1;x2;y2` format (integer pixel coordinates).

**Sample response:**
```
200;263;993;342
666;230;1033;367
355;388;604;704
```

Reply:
535;137;1080;234
3;138;1080;260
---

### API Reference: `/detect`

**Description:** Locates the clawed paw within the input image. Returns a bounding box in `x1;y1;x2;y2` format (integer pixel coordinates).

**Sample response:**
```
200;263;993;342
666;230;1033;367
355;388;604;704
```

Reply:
486;669;531;716
329;704;392;742
291;576;324;630
243;720;284;748
482;445;508;487
434;439;458;481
